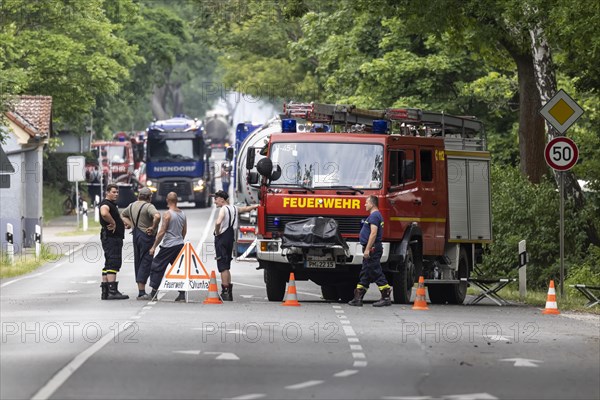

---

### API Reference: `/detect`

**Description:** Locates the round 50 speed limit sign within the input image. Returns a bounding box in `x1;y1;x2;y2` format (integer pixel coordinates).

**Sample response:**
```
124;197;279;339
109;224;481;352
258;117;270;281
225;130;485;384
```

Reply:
545;137;579;171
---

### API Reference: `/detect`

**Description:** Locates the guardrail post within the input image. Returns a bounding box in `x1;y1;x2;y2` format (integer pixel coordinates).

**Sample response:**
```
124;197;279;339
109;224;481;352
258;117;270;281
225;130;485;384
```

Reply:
6;223;14;265
94;195;100;223
82;201;88;232
35;224;41;259
519;240;527;300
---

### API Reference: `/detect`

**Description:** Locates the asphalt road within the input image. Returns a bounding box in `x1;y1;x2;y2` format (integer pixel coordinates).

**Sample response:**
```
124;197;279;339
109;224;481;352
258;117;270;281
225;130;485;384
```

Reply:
1;166;599;400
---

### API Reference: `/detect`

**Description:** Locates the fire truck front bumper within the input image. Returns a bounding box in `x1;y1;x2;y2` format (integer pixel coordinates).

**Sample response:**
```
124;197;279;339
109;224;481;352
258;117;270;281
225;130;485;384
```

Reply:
256;239;390;266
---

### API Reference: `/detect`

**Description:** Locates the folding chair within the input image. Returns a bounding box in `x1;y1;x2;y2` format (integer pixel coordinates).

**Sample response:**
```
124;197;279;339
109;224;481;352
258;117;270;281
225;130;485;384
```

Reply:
569;284;600;308
464;277;517;306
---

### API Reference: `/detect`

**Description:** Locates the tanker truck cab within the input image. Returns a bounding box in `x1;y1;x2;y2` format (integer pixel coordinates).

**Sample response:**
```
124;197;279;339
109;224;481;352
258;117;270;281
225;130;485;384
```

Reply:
145;116;213;208
252;103;491;305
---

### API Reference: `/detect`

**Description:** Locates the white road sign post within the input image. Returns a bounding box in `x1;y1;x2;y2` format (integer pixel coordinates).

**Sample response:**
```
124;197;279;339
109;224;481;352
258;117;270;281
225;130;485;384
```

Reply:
545;137;579;297
67;156;86;229
540;89;583;297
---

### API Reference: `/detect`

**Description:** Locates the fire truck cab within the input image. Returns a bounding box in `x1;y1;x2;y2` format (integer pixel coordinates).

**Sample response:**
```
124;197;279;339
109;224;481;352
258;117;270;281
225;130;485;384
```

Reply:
250;104;492;305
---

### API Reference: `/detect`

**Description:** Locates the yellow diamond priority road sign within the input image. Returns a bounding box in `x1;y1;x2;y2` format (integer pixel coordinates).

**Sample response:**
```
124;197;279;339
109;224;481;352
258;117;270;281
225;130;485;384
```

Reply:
539;89;584;134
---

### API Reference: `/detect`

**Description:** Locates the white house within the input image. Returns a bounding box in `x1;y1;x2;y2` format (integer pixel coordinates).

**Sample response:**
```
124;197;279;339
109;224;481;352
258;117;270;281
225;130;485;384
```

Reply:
0;95;52;253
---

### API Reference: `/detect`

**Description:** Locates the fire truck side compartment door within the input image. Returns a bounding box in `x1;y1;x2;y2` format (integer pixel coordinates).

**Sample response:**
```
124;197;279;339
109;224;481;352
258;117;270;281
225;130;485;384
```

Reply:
447;158;469;239
447;155;492;241
468;160;491;240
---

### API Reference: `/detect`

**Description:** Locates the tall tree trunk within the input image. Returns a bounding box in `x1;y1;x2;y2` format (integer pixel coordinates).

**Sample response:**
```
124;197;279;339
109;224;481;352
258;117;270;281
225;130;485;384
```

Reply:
152;84;169;120
512;51;547;183
530;25;599;245
172;83;184;116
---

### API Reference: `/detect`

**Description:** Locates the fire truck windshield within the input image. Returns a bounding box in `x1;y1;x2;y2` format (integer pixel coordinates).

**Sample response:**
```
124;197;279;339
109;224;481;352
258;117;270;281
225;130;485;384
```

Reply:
270;142;383;189
95;145;125;164
148;138;200;162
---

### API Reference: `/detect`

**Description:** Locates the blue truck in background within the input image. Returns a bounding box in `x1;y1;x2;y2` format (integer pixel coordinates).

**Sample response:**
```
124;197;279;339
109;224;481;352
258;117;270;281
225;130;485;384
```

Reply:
233;122;261;193
145;115;214;208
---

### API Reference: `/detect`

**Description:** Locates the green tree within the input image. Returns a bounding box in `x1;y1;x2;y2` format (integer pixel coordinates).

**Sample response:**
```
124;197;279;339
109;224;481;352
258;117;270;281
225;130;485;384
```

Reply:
0;0;141;131
194;0;322;102
121;1;218;123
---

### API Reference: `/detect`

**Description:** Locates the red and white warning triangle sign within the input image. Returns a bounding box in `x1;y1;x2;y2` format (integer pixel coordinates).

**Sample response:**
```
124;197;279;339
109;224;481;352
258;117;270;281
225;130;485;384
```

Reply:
158;242;210;292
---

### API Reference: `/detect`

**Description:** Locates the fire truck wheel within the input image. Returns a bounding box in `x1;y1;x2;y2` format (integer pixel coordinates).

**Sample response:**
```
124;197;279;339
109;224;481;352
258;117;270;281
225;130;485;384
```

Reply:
195;193;209;208
427;247;469;304
427;285;448;304
392;246;416;304
321;285;339;301
264;267;287;301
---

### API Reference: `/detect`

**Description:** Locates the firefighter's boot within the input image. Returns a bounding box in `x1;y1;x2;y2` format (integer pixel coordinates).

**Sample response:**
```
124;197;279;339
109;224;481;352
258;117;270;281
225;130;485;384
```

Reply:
348;287;367;307
106;281;129;300
221;284;233;301
373;287;392;307
100;282;108;300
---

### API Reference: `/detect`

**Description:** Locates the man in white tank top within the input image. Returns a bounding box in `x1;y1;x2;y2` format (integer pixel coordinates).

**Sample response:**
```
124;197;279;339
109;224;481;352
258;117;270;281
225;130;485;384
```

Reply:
148;192;187;301
212;190;259;301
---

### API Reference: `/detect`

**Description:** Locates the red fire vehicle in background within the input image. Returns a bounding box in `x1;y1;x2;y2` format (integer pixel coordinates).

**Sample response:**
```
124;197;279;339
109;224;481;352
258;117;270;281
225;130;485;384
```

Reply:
89;137;133;179
86;132;144;205
247;103;492;304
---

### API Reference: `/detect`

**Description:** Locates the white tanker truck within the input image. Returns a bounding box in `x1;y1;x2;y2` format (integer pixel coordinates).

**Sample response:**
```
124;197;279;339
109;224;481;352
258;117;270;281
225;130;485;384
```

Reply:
233;116;282;257
204;112;231;148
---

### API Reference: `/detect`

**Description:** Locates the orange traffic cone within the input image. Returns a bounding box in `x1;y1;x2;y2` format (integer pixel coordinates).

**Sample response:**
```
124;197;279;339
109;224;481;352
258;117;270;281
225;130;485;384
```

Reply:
412;276;429;310
203;271;223;304
542;280;560;315
282;272;301;306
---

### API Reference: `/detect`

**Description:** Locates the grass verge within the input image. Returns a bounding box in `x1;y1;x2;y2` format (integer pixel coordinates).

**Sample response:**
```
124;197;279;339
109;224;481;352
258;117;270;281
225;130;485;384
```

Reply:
0;244;62;279
467;286;600;314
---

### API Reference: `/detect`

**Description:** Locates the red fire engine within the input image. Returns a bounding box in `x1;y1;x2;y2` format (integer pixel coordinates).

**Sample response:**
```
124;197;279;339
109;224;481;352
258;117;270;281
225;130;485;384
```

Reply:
247;103;492;304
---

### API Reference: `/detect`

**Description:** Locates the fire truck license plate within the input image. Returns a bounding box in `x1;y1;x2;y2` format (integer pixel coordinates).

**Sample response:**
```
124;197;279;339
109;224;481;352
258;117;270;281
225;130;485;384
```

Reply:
238;231;256;242
306;260;335;268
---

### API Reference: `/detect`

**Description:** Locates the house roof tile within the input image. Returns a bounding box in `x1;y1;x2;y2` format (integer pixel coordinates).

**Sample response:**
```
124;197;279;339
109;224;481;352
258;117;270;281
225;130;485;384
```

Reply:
7;95;53;137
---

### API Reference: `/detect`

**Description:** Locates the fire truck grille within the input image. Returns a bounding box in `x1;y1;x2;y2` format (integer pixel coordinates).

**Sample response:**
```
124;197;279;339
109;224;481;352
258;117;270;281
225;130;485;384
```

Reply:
266;215;364;235
159;181;191;196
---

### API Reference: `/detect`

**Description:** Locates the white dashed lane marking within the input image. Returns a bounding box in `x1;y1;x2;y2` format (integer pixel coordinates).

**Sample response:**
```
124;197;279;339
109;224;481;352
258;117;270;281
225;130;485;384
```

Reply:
335;306;369;369
342;326;357;336
334;369;358;377
227;394;266;400
285;380;324;390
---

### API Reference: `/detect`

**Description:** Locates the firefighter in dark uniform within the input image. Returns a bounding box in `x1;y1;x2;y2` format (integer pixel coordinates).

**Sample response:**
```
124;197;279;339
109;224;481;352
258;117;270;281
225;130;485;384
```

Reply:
99;183;129;300
212;190;259;301
349;195;392;307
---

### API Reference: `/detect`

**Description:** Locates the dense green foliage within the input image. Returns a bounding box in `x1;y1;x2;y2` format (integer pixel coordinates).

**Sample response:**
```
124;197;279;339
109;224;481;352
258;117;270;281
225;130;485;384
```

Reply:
194;0;599;284
0;0;218;138
0;0;140;128
1;0;598;284
484;165;598;289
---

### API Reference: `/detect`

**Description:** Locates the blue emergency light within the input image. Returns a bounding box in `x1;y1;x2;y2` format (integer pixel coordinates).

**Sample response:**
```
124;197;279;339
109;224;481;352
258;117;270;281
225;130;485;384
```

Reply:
372;120;388;134
282;119;297;133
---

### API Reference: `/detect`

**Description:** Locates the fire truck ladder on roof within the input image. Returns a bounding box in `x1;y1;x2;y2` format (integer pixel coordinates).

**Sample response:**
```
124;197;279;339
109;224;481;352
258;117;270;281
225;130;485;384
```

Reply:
283;102;484;138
